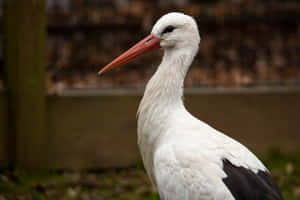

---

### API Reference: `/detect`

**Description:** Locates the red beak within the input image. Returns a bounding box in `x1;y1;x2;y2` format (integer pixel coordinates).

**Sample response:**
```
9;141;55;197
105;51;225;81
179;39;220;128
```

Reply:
98;34;161;75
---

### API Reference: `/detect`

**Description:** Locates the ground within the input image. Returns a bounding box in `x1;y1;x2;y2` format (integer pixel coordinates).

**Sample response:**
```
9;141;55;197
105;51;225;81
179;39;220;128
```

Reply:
0;150;299;200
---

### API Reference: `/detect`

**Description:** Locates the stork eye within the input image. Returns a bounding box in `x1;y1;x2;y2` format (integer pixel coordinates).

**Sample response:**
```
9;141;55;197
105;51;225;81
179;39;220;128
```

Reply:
162;25;176;35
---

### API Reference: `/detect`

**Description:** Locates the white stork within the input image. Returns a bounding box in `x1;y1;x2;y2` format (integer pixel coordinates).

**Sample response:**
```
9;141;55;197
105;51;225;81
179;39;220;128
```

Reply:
98;12;284;200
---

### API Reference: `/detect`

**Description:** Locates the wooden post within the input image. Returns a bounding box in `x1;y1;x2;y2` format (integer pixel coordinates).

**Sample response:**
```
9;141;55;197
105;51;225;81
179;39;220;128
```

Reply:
3;0;46;169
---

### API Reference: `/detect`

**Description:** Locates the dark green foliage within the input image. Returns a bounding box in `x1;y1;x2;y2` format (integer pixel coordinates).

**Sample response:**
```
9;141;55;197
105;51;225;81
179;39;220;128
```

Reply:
0;152;299;200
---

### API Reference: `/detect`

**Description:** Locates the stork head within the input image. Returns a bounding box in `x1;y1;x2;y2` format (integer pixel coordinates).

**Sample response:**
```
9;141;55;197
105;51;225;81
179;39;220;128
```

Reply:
98;12;200;75
152;12;200;49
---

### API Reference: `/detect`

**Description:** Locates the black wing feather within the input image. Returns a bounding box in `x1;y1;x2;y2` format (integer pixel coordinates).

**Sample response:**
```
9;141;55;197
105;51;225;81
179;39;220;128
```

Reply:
222;159;284;200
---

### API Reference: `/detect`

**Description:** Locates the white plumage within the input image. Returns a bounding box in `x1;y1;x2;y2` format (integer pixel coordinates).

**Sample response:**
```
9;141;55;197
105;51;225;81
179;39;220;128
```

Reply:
99;12;283;200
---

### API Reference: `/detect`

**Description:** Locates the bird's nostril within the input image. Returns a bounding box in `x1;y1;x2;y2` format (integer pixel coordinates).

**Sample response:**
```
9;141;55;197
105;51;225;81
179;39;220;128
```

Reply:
145;38;152;43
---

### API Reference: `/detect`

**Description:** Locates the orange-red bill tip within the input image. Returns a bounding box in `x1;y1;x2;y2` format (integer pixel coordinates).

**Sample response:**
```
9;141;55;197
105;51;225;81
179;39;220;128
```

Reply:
98;34;161;75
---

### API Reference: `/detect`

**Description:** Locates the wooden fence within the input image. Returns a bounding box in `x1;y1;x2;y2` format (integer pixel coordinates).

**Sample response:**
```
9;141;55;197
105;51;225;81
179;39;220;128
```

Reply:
0;89;300;170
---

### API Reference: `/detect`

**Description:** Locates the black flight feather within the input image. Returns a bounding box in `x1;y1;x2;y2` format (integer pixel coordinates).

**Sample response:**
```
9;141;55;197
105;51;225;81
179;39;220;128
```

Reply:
222;159;284;200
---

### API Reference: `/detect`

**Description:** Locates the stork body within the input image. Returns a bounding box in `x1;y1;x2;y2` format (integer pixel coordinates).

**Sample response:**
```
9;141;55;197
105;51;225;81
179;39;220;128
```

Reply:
99;12;283;200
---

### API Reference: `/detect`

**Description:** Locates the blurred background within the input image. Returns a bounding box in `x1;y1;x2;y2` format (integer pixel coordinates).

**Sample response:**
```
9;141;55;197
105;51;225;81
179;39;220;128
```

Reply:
0;0;300;199
1;0;300;91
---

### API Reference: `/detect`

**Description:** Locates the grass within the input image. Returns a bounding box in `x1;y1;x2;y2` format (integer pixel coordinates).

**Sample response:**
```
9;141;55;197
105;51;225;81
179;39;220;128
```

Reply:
262;150;300;200
0;150;299;200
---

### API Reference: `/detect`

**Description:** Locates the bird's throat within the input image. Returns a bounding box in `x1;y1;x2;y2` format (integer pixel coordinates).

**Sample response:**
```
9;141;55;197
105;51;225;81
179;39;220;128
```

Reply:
138;46;198;135
140;46;198;113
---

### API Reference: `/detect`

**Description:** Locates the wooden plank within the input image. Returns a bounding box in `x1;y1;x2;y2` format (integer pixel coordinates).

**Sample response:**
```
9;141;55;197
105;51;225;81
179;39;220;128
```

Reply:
46;92;300;170
0;90;299;170
47;95;140;170
3;0;47;169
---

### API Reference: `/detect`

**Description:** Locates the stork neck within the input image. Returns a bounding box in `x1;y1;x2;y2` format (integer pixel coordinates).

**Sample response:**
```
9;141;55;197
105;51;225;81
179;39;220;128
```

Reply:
137;46;198;181
143;46;197;107
137;46;198;132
